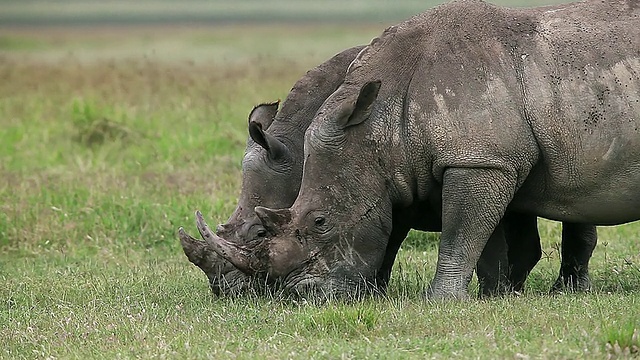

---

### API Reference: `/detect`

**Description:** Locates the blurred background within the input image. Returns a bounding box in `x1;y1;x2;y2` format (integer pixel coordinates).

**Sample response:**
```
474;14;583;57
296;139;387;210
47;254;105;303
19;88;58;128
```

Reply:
0;0;572;26
0;0;573;253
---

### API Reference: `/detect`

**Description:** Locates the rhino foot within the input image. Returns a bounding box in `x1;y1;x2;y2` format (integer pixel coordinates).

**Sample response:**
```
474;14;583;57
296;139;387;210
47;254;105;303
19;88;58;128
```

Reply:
550;273;591;293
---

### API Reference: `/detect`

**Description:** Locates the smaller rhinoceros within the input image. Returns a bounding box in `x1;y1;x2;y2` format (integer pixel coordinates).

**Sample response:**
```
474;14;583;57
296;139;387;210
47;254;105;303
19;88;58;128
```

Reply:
187;0;637;300
179;46;367;295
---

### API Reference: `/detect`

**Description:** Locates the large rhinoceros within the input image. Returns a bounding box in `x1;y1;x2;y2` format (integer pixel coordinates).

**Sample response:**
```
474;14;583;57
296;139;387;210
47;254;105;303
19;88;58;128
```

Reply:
191;0;639;299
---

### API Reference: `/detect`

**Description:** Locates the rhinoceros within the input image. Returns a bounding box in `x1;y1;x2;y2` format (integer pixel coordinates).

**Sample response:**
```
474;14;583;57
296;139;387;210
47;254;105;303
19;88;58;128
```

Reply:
204;0;640;298
190;0;640;299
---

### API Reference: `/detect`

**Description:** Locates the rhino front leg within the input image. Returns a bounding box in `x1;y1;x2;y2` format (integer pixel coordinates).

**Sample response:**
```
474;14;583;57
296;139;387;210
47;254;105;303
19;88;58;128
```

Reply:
428;167;517;300
551;223;597;292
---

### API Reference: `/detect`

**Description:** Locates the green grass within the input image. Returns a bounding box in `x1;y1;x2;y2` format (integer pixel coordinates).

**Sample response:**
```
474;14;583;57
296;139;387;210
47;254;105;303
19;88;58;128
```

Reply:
1;14;640;359
2;252;639;358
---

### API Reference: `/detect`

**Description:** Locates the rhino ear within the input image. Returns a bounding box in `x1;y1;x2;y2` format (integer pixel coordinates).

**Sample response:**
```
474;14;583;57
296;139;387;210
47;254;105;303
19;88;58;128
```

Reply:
248;122;291;161
248;101;287;157
248;101;279;131
255;206;291;234
339;80;381;129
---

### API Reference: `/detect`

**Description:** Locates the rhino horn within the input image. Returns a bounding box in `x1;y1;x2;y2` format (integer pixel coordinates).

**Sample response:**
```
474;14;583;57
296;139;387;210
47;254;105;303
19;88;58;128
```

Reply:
179;227;231;279
179;227;209;268
191;210;262;276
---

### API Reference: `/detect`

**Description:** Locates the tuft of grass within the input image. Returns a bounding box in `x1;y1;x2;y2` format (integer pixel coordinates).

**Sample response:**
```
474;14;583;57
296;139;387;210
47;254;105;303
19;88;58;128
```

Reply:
299;303;379;336
604;321;639;358
71;97;138;146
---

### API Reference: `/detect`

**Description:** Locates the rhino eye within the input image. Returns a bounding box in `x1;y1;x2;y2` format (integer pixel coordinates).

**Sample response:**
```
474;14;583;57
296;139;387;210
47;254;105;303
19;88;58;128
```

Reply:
314;216;326;227
256;229;267;238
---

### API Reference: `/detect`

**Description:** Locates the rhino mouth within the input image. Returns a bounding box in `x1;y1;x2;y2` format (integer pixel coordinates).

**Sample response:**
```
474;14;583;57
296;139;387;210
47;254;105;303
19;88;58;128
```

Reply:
281;274;380;301
178;226;255;296
187;211;270;276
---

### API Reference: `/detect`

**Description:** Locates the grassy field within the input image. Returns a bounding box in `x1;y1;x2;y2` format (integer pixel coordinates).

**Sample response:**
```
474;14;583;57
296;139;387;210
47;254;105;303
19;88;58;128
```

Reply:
1;3;640;358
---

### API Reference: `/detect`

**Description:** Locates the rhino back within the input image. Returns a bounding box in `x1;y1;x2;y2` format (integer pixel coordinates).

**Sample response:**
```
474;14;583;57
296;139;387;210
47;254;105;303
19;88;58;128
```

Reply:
337;0;547;202
513;1;640;222
267;46;366;153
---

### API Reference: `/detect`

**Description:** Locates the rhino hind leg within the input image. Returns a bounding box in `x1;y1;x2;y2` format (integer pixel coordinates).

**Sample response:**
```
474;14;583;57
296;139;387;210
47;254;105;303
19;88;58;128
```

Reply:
550;223;597;293
503;212;543;292
476;222;511;297
502;216;596;294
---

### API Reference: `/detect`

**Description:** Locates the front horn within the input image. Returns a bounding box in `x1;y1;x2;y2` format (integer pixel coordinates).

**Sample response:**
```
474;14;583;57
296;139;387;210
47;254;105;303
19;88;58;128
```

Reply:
185;211;267;276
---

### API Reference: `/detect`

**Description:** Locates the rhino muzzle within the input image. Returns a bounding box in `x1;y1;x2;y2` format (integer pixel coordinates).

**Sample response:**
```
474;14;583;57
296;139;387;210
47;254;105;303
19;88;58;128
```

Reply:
184;210;308;282
186;210;267;276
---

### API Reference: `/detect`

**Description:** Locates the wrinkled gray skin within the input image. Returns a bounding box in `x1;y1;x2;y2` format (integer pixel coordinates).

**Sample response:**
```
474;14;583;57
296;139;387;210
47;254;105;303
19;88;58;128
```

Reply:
197;0;639;299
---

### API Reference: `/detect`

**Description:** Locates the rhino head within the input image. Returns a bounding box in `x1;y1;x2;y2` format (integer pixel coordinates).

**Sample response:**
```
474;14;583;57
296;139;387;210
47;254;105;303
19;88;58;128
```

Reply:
197;80;396;299
217;101;298;246
180;101;298;296
180;46;368;296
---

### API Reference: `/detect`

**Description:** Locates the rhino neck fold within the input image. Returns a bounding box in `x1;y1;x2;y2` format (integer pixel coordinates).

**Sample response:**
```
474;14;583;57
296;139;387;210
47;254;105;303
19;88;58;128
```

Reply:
369;94;434;209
